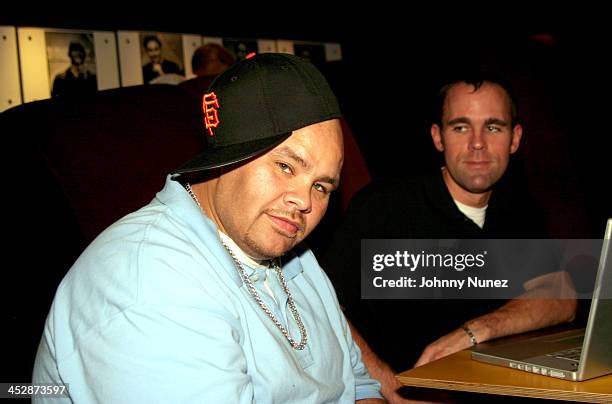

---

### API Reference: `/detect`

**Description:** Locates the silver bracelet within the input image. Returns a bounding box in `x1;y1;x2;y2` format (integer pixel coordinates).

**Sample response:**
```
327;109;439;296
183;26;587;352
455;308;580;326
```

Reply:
460;323;478;346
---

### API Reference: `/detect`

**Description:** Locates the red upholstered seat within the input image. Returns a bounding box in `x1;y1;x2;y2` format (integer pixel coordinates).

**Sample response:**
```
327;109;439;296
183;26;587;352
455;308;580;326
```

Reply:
1;84;204;381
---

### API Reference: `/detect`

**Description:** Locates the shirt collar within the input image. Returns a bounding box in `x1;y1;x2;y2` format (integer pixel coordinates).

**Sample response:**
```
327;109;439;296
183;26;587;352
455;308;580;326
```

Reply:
218;231;271;283
217;230;304;285
218;231;270;269
423;168;466;221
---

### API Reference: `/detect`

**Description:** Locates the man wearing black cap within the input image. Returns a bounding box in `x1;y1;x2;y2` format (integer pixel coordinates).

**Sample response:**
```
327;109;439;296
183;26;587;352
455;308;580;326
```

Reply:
33;54;383;403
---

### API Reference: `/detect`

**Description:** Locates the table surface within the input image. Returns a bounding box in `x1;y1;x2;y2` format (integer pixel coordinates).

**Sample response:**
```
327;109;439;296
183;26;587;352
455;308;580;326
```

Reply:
396;350;612;403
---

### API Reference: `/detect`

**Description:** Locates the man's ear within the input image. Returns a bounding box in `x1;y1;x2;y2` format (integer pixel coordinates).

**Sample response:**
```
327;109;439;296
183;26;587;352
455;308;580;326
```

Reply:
510;124;523;154
431;124;445;152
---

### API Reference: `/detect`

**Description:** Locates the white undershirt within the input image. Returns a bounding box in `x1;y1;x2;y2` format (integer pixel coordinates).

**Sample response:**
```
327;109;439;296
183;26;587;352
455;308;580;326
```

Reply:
453;200;487;229
218;231;278;304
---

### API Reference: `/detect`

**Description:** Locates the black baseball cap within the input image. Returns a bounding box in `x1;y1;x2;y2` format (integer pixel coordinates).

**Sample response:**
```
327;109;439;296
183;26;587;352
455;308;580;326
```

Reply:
172;53;342;175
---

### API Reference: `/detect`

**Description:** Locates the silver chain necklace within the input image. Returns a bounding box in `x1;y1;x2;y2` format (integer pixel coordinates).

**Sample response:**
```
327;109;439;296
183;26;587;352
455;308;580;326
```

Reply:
184;182;308;350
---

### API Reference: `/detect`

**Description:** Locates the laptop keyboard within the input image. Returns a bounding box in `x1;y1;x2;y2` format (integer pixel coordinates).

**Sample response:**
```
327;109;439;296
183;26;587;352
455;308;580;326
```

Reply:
548;347;582;362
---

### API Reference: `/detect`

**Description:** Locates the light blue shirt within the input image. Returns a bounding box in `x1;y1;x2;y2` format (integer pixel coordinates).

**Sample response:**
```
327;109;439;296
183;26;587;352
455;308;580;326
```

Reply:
33;175;382;403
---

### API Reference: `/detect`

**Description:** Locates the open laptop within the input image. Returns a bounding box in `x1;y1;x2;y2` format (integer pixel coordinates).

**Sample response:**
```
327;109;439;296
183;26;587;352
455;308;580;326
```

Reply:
471;219;612;381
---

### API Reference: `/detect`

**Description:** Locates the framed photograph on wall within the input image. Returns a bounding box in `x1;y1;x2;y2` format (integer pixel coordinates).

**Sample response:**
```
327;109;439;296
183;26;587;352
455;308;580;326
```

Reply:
324;43;342;62
46;31;97;98
223;38;258;61
139;32;185;84
293;41;327;68
17;27;119;103
118;31;199;86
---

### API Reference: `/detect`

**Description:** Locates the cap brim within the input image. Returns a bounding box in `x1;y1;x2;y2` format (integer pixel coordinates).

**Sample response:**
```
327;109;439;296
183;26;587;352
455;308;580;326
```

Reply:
172;131;291;175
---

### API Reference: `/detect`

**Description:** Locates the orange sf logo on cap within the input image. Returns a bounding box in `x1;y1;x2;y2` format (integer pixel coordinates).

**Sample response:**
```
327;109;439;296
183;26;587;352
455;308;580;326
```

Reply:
202;92;220;136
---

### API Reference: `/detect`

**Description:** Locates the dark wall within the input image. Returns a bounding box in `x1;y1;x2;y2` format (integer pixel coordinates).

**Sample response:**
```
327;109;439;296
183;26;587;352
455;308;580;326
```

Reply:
335;30;610;238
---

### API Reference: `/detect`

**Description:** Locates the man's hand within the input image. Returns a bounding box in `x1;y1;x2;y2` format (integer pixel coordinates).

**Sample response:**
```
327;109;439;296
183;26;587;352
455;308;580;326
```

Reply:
414;328;472;368
152;63;164;75
414;271;577;368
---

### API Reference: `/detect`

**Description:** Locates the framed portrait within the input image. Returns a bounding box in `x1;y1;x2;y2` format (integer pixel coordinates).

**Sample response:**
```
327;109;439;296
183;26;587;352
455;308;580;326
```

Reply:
223;38;259;61
118;31;199;86
324;43;342;62
46;32;97;98
17;27;119;102
293;42;327;68
0;26;22;112
139;32;185;84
